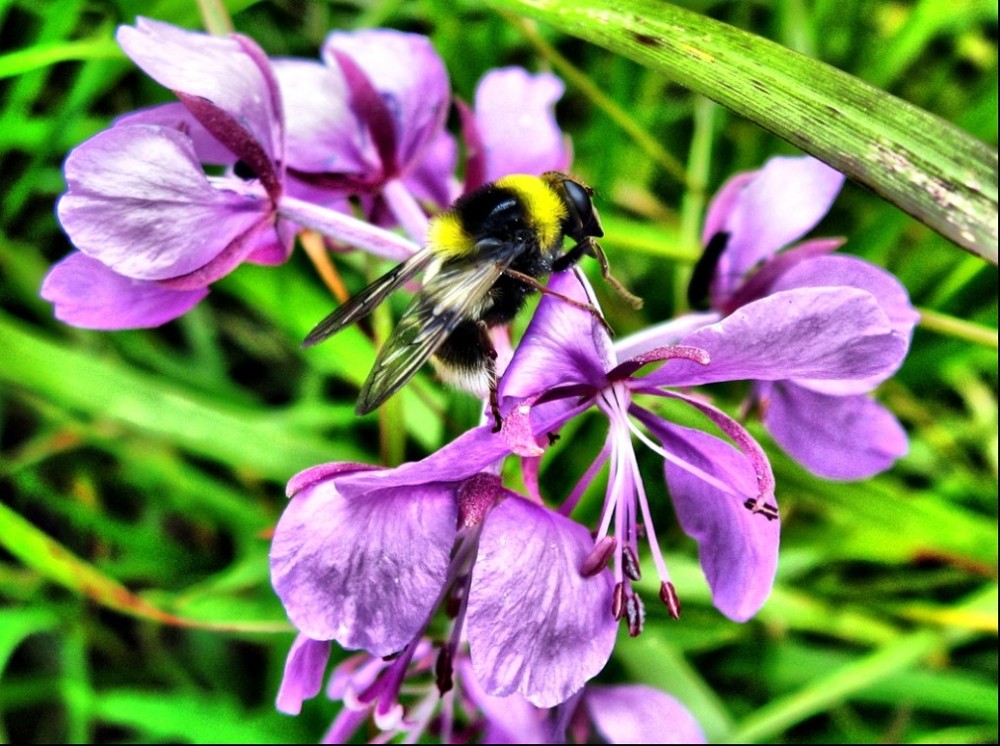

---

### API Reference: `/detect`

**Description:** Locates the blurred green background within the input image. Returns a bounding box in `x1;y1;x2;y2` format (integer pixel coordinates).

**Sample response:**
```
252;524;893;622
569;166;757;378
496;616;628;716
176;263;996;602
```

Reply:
1;0;996;742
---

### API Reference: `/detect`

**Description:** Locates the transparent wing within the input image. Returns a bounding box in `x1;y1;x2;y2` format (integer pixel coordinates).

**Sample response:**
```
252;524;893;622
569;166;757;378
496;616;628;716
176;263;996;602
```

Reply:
302;248;436;348
355;256;510;414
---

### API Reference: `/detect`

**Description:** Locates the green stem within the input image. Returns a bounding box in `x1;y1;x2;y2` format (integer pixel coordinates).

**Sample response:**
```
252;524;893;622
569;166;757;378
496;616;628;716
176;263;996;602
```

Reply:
918;307;998;349
197;0;234;35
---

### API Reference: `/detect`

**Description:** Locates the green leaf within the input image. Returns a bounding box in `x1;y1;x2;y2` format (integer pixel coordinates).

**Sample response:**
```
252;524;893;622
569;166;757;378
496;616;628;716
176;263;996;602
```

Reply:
0;38;121;79
0;501;180;624
489;0;998;263
0;312;361;480
92;690;302;743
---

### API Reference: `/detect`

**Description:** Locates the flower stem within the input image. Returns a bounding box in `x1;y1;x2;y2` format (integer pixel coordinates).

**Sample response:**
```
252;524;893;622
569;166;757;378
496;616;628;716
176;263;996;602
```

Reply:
917;307;998;349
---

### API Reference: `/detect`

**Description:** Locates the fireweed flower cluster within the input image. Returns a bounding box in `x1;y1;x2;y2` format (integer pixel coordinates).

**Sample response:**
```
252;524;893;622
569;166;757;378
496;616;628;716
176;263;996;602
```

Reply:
619;156;919;480
42;18;567;328
276;634;704;743
42;16;918;745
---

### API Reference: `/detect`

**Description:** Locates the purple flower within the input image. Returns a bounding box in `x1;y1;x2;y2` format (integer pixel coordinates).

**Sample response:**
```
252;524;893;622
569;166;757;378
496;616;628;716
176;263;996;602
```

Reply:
668;155;918;479
43;18;287;328
498;268;910;624
43;19;421;330
278;29;457;239
270;434;617;708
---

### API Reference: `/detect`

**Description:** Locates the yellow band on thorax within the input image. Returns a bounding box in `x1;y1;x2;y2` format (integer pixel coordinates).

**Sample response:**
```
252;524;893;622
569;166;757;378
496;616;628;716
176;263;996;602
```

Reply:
494;174;567;249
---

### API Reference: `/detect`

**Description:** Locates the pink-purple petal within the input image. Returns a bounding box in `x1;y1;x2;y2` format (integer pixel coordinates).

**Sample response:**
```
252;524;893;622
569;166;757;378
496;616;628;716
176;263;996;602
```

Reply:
759;381;909;480
334;426;510;499
475;68;570;181
272;58;376;176
269;478;457;657
584;685;706;744
645;287;907;388
276;635;331;715
712;156;845;282
467;496;617;707
639;413;779;621
114;103;235;165
57;125;272;281
40;252;207;329
116;18;281;165
770;254;919;393
500;271;612;402
322;30;450;172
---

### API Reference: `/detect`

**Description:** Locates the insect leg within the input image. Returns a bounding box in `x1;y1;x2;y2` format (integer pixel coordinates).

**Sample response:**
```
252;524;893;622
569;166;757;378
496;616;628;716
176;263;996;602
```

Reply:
586;240;644;309
502;268;615;336
473;320;503;431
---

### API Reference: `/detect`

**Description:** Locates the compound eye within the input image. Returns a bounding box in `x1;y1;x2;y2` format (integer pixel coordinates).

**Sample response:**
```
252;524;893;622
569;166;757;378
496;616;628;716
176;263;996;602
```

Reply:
563;179;593;221
561;178;604;239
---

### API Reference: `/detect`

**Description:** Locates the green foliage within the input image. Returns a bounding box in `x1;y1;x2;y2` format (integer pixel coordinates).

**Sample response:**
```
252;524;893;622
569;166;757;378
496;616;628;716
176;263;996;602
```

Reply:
0;0;996;743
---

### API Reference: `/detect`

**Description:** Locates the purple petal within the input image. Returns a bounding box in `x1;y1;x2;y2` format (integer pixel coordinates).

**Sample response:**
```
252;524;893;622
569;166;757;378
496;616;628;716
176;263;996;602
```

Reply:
637;411;779;621
708;156;844;295
759;382;908;480
724;238;844;311
272;58;376;177
322;30;450;173
57;125;272;281
475;68;570;181
770;254;918;393
114;103;235;165
584;685;706;744
458;659;553;744
467;496;617;707
40;252;207;329
333;426;511;499
276;635;331;715
644;287;907;388
403;127;459;209
269;476;457;657
116;19;282;168
500;271;612;403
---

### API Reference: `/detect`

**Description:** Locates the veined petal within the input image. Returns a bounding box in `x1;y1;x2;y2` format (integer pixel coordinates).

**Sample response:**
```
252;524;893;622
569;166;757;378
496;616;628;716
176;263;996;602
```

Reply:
117;18;282;168
584;685;706;744
711;156;844;284
475;68;570;181
270;476;457;657
276;635;331;715
458;659;553;744
272;58;375;176
500;270;612;402
645;287;907;388
759;382;908;480
114;103;235;165
404;127;460;209
57;125;272;281
334;426;511;499
771;254;919;393
638;411;779;621
322;30;450;172
40;252;207;329
468;496;617;707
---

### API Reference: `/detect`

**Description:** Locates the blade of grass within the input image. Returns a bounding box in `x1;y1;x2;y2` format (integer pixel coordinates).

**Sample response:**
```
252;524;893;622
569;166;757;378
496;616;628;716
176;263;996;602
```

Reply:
486;0;999;263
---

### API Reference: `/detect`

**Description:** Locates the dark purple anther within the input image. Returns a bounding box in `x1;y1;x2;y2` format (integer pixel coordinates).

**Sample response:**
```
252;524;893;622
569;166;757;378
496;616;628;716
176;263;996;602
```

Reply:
622;545;641;581
582;536;617;577
611;582;625;620
626;593;644;637
659;581;681;620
